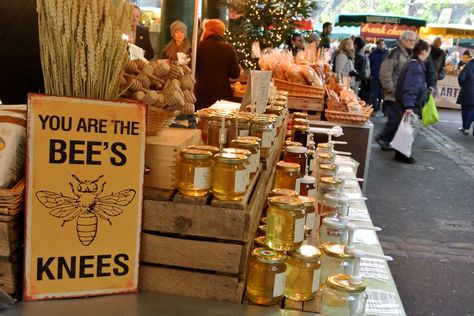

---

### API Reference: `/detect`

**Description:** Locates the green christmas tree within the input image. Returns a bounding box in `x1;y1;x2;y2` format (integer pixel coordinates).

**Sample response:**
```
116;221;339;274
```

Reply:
225;0;317;69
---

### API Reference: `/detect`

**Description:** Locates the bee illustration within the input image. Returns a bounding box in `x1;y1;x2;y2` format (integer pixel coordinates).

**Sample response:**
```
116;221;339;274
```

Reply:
36;175;136;246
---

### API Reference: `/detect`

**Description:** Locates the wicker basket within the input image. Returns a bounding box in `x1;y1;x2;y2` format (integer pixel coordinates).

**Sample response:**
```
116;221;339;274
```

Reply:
273;79;325;99
325;106;374;125
147;106;179;136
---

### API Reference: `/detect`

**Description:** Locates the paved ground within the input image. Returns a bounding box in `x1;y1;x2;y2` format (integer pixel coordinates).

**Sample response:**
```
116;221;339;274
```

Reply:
367;109;474;316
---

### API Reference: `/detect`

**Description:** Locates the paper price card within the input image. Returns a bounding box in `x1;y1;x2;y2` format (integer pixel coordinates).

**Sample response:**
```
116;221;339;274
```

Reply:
251;70;272;114
24;95;146;301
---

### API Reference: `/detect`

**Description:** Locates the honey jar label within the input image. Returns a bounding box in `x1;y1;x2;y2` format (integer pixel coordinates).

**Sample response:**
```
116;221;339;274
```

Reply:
294;217;305;242
262;131;272;148
194;167;211;189
273;272;286;297
306;212;315;230
307;188;316;198
294;178;301;194
234;169;248;193
239;130;249;137
309;159;315;173
312;269;321;292
250;154;259;172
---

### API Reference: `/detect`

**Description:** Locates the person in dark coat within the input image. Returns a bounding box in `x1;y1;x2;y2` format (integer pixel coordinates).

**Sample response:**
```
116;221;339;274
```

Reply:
195;19;241;110
318;22;332;49
161;20;191;62
130;6;154;60
353;37;370;101
392;39;431;163
430;37;446;80
368;39;388;114
457;58;474;135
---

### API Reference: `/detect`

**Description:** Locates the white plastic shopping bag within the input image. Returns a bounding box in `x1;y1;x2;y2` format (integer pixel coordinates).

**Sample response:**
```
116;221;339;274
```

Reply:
390;113;417;157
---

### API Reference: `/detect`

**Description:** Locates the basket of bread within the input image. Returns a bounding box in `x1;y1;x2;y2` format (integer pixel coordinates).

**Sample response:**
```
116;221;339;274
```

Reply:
324;74;373;125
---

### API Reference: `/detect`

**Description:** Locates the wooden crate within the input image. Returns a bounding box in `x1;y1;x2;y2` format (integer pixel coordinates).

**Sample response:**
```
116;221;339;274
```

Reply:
0;250;22;295
0;216;22;257
287;96;325;112
139;127;286;303
144;127;202;190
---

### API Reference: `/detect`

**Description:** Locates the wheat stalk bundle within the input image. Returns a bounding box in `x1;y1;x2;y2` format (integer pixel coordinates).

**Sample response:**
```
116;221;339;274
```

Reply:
37;0;132;99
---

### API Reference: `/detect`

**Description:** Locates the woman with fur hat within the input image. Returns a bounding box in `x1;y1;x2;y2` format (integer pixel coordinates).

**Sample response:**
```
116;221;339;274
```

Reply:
161;20;191;62
195;19;241;110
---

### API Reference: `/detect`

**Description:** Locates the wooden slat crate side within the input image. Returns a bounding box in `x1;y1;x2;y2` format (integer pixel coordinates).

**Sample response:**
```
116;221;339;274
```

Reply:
143;200;246;241
139;265;240;303
140;233;243;274
302;290;322;313
284;299;304;310
0;219;22;257
0;251;21;294
144;187;175;201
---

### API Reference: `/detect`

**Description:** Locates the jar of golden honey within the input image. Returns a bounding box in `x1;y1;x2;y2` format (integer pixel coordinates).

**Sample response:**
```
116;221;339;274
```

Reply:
292;125;310;147
317;163;338;181
251;115;274;157
284;146;308;177
208;112;231;147
188;144;220;156
211;153;249;201
227;114;251;143
273;161;300;190
177;149;213;197
195;109;213;143
319;243;354;285
299;196;316;233
316;142;332;156
230;139;260;174
285;245;322;301
266;196;305;251
246;248;287;305
320;274;367;316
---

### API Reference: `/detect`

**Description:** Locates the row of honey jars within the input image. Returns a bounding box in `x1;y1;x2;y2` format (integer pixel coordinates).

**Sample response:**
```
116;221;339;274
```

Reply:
176;148;251;201
246;245;321;305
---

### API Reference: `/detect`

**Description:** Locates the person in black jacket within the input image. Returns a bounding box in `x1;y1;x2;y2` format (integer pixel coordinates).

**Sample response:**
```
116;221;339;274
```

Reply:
129;6;154;60
353;37;370;101
457;58;474;135
430;37;446;80
195;19;241;110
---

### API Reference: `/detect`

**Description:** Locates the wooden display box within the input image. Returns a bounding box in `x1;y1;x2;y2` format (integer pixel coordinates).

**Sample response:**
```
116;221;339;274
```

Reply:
139;126;286;303
144;127;202;190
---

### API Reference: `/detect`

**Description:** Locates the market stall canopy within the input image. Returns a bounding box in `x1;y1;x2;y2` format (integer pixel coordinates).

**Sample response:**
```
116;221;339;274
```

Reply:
419;24;474;39
335;13;427;27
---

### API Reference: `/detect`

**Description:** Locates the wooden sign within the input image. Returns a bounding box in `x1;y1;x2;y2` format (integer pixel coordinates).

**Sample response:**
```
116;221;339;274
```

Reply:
360;23;418;39
24;95;146;301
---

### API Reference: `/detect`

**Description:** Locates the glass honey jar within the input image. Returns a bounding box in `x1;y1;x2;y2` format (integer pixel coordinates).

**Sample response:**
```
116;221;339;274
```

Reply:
246;248;287;305
227;114;251;143
285;245;322;301
177;149;213;197
230;139;260;174
265;106;284;127
254;236;268;248
317;177;342;211
320;274;367;316
317;163;338;181
258;224;267;237
299;196;316;233
266;196;305;251
188;144;220;156
316;142;332;156
292;118;310;127
211;153;249;201
293;112;308;120
292;125;310;147
269;188;298;197
208;112;231;147
222;148;252;180
284;140;302;149
273;161;300;191
314;153;335;178
320;217;346;245
298;175;316;198
284;146;308;177
319;242;354;285
251;115;274;157
195;109;213;143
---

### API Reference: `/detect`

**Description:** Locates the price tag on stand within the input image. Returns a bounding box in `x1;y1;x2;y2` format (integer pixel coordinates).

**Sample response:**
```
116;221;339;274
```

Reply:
250;70;272;113
365;289;403;316
360;258;390;282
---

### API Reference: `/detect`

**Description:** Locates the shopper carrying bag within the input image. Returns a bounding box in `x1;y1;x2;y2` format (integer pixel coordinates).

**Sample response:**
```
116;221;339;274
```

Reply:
390;113;418;158
421;92;439;127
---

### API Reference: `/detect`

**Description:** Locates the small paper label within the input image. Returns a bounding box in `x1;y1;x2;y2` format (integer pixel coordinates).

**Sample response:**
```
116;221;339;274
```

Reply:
234;169;248;193
250;153;259;173
309;159;315;173
312;269;321;292
193;167;211;189
294;217;305;242
239;130;249;137
219;128;228;145
306;212;316;230
307;188;316;198
262;131;272;148
295;178;302;194
273;272;286;297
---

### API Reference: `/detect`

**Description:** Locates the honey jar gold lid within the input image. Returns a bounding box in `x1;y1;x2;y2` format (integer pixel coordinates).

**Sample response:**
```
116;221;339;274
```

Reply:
268;196;304;210
317;142;331;148
318;152;334;160
326;274;366;293
215;153;248;163
286;146;308;154
285;141;302;147
195;109;214;118
180;149;213;159
319;176;342;185
319;163;337;171
299;175;316;184
238;136;261;144
277;90;289;96
254;236;267;248
321;242;354;259
230;139;260;149
258;224;266;234
288;245;321;262
276;161;300;172
293;112;308;119
293;118;309;125
299;196;315;206
292;124;310;131
253;248;287;263
188;145;220;155
270;188;298;197
222;148;252;157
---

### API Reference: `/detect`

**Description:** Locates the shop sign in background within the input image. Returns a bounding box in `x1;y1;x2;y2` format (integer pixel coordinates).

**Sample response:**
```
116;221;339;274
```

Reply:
24;95;146;301
360;23;418;39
